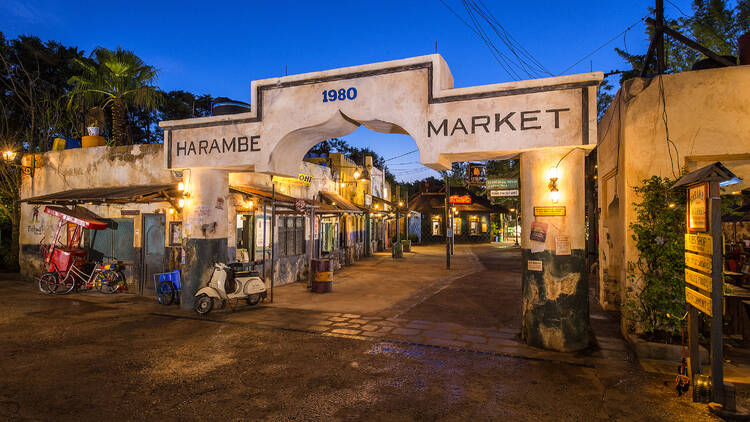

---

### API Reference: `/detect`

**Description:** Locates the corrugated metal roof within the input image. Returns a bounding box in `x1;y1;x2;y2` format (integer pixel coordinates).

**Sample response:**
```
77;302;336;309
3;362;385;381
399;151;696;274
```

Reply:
22;184;178;205
230;185;299;204
319;191;362;212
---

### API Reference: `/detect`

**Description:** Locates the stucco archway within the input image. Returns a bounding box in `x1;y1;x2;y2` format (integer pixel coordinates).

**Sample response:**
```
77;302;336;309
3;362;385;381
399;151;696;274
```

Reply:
159;54;602;352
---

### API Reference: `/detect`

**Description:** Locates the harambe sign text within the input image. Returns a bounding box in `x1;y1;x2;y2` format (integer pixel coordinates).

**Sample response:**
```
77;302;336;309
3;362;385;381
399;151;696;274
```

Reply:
176;136;260;157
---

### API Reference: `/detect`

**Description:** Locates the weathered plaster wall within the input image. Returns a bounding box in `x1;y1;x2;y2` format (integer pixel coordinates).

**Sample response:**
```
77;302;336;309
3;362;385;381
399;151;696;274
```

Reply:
18;144;177;286
520;146;590;351
597;65;750;316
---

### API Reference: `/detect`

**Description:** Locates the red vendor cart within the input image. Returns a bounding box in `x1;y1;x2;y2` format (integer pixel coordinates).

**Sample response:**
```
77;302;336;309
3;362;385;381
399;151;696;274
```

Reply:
42;206;109;273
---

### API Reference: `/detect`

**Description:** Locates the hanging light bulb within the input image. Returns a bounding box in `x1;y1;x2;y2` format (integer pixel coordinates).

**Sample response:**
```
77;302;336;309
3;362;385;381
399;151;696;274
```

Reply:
178;199;185;208
178;182;185;192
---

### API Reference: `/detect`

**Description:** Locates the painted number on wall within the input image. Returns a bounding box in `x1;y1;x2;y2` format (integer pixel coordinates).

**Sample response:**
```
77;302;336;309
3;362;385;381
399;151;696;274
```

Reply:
322;87;357;103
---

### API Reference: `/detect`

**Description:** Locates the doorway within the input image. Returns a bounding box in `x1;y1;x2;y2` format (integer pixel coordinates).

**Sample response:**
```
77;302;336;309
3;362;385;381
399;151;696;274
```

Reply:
141;213;166;296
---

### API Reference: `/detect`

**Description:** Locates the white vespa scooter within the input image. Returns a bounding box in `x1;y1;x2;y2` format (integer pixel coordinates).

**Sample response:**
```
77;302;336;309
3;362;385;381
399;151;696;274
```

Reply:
194;262;267;316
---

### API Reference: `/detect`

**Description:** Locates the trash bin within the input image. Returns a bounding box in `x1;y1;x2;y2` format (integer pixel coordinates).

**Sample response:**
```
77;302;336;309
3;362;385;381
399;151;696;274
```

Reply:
401;239;411;252
392;242;403;259
312;259;332;293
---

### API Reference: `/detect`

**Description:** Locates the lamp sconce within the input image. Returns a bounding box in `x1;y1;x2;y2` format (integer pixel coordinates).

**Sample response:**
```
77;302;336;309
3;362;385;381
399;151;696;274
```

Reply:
548;166;560;203
3;150;34;176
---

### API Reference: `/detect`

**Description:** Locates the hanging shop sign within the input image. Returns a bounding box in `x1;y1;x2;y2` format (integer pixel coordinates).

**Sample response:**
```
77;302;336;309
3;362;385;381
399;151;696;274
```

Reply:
467;163;487;186
489;189;519;197
298;173;313;186
533;206;566;216
295;199;307;212
449;194;471;204
687;183;708;232
685;233;713;255
486;178;519;190
364;194;372;207
685;287;712;316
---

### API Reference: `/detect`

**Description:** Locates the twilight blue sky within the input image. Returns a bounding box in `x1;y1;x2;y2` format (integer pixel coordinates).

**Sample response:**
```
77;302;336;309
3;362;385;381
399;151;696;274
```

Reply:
1;0;695;181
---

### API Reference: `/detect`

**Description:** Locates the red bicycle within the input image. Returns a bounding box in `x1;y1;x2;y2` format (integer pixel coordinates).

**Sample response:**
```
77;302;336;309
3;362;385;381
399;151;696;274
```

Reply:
39;257;123;295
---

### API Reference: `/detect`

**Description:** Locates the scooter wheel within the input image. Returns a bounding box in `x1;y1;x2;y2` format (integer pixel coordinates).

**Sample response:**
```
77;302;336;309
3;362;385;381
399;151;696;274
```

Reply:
194;294;213;315
247;294;262;306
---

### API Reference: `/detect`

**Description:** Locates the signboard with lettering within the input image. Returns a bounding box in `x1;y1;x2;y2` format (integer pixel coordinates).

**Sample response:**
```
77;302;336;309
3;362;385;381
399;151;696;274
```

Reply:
685;233;713;254
486;178;519;190
364;194;372;207
685;268;712;293
370;167;384;199
449;195;471;204
533;206;566;216
527;260;543;271
489;189;519;197
686;287;712;316
467;163;486;186
685;251;712;274
688;183;708;232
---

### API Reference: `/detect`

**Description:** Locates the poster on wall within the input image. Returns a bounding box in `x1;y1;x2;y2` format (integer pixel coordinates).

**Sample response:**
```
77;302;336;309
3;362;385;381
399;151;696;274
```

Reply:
370;167;384;199
529;221;548;243
555;235;571;255
688;183;708;232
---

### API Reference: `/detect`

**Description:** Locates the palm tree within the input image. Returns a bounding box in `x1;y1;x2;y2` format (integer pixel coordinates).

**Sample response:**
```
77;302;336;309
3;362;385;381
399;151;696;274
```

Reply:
68;47;160;145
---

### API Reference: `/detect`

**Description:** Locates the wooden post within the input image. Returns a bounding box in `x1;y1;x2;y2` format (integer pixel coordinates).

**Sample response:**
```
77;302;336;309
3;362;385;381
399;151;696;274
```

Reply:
689;305;700;401
308;207;314;289
709;180;724;403
444;176;451;269
655;0;665;74
270;184;276;303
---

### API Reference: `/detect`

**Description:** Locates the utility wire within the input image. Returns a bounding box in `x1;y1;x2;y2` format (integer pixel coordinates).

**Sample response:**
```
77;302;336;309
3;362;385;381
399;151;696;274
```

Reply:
558;17;645;75
384;149;419;162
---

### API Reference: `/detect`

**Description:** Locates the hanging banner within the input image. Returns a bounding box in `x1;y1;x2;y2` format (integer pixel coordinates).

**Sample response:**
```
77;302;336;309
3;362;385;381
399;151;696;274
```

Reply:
688;183;708;232
467;163;486;186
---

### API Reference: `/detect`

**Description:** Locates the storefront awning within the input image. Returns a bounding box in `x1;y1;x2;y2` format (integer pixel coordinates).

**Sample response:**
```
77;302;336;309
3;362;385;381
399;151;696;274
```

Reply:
44;206;109;230
22;184;179;205
230;185;300;205
319;191;362;213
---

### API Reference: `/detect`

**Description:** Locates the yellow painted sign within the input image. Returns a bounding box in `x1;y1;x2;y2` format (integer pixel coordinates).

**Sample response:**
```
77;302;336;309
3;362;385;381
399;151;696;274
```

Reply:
685;268;712;293
685;233;713;255
685;251;712;274
272;173;313;186
686;287;712;316
688;183;708;232
533;206;566;216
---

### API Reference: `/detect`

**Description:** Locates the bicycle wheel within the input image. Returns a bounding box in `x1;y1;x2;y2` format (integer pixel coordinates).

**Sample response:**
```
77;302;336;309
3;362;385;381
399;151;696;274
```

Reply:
50;273;76;295
100;270;123;294
38;273;56;295
156;281;174;305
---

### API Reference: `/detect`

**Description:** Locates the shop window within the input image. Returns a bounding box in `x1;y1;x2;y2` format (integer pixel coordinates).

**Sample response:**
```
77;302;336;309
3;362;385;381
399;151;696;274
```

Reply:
481;221;488;233
453;218;462;235
279;216;305;257
432;218;442;236
88;218;134;261
469;220;480;236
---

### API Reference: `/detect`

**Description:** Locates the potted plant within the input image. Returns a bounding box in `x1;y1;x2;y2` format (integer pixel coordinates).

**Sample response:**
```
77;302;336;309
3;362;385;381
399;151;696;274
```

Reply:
82;107;106;148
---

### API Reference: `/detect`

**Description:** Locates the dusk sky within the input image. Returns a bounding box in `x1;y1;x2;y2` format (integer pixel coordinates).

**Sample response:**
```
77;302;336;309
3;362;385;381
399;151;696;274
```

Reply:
1;0;695;181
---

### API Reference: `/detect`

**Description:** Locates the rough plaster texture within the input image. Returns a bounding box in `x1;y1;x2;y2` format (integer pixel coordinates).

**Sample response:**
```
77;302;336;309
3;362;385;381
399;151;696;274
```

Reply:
520;147;590;351
597;66;750;314
160;55;601;176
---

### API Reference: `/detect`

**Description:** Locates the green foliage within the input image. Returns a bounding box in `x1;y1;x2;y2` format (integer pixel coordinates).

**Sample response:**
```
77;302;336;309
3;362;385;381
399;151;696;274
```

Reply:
624;176;687;338
67;46;161;145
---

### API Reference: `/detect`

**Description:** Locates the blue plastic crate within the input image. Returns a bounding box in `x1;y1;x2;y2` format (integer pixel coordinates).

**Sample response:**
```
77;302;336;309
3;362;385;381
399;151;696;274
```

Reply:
153;270;181;292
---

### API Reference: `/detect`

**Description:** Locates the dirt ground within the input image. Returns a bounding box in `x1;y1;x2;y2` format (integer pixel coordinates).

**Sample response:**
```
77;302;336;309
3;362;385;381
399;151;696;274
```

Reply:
0;245;738;421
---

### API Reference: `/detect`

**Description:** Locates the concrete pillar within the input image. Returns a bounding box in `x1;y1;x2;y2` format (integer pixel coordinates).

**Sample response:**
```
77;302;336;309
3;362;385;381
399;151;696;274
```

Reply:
520;147;591;352
180;168;229;310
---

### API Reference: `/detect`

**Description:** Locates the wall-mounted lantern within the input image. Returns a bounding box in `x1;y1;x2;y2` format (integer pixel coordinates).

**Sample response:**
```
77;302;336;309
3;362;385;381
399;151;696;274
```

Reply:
548;166;560;203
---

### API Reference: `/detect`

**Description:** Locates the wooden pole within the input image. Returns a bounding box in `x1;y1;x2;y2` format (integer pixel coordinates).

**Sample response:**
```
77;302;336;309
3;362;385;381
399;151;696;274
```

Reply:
709;180;724;404
270;184;276;303
445;176;451;269
655;0;665;74
308;207;314;289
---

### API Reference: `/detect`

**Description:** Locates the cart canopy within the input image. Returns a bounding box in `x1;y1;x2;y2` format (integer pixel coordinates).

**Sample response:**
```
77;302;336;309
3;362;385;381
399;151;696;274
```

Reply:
44;206;109;230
